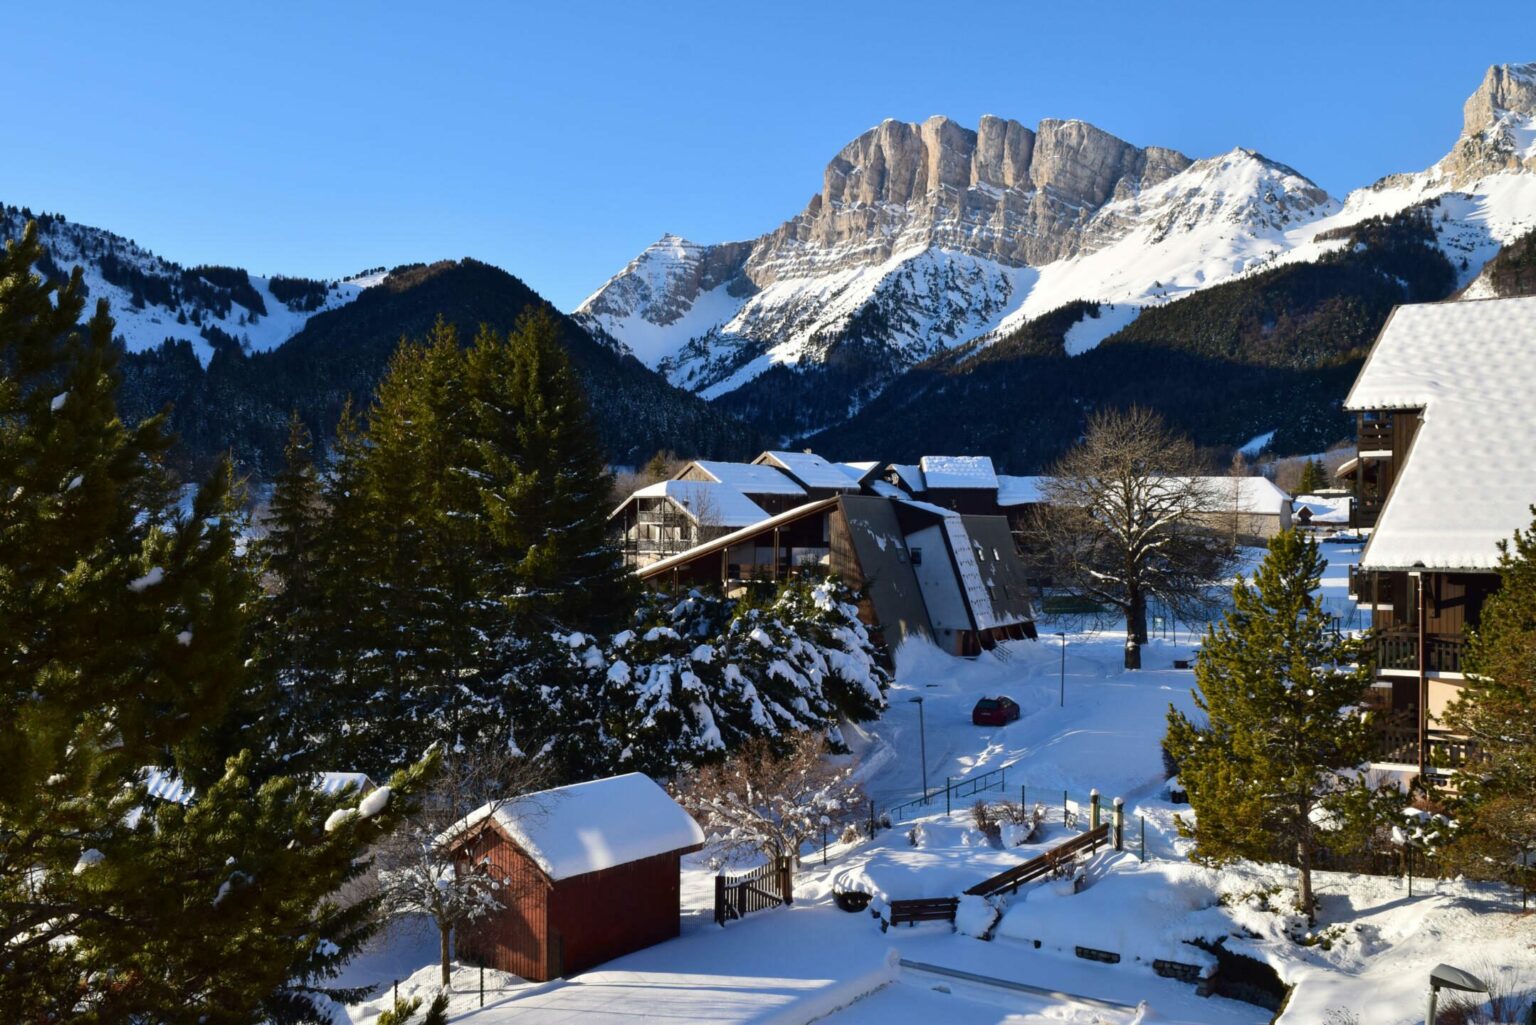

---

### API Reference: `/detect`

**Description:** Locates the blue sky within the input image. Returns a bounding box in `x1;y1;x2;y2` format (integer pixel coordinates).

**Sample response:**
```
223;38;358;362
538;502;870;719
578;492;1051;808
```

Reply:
4;1;1533;310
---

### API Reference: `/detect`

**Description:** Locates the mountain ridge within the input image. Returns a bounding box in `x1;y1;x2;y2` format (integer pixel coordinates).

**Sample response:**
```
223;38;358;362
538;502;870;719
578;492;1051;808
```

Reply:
576;62;1536;442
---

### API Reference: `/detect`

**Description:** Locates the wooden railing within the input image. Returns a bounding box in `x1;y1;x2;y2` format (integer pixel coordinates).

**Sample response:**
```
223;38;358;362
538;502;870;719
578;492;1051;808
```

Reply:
965;823;1112;898
1373;628;1467;674
1358;419;1393;451
1348;566;1396;607
1371;725;1480;769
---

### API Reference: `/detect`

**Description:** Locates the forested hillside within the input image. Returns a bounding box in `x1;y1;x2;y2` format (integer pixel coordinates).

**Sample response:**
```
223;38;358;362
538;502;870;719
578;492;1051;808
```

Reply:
808;205;1458;469
116;259;762;476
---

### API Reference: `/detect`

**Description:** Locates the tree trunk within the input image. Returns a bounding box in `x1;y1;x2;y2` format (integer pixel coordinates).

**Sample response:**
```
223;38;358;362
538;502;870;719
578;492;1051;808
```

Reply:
1124;595;1145;670
1128;591;1149;645
1297;832;1316;925
440;923;452;989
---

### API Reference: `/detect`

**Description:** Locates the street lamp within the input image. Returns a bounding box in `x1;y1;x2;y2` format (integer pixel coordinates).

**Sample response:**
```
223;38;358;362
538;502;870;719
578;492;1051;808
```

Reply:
1056;632;1067;707
1426;963;1488;1025
908;696;928;802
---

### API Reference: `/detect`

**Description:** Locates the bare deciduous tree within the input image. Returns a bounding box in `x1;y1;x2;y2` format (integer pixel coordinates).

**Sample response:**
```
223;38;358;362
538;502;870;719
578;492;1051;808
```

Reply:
677;733;865;865
376;746;550;988
1036;407;1237;668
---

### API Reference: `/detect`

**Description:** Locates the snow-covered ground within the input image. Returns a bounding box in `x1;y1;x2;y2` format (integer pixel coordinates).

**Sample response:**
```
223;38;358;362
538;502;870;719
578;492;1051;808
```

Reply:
336;542;1530;1025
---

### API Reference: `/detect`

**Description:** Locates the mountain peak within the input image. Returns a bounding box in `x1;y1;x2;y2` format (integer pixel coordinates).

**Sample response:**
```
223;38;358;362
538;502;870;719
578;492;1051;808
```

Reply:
1463;61;1536;135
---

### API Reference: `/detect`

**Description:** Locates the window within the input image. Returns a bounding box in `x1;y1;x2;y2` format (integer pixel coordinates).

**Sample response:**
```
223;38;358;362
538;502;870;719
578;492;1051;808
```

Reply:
910;547;923;566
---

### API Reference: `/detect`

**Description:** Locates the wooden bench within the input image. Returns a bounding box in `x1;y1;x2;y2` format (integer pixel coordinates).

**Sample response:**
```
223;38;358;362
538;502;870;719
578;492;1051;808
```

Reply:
882;897;960;931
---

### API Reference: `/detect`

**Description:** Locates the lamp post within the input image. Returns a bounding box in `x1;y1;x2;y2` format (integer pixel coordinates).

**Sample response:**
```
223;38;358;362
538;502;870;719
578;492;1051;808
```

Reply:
908;696;928;802
1426;963;1488;1025
1056;632;1067;707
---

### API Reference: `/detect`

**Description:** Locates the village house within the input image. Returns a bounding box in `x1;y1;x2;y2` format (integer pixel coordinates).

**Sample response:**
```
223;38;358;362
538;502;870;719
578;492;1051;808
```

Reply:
1344;296;1536;780
439;772;704;982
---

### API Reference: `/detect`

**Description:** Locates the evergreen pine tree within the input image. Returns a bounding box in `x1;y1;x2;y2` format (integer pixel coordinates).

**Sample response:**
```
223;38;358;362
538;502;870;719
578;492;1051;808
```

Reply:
1166;530;1372;922
466;307;635;634
1297;458;1326;495
0;222;433;1022
1442;510;1536;884
254;413;337;768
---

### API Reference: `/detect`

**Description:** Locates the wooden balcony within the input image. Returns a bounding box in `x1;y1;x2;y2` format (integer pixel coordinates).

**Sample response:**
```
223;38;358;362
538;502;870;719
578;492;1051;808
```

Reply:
1358;420;1393;453
1371;723;1478;770
1373;627;1467;675
1348;566;1396;607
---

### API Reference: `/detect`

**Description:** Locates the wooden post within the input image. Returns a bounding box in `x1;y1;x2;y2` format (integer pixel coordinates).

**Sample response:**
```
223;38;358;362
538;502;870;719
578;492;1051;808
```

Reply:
1063;789;1068;826
945;777;952;817
480;965;485;1008
714;872;726;927
1414;569;1428;779
772;527;781;582
1090;789;1101;830
780;855;794;905
1140;815;1146;863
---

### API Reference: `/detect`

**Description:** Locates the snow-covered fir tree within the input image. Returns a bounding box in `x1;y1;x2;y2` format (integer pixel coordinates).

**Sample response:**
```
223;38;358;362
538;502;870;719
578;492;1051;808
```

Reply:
533;578;890;780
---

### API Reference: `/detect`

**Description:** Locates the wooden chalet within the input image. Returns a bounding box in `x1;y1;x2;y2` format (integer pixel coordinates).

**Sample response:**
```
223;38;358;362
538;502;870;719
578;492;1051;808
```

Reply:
440;773;704;982
635;494;1036;656
1344;296;1536;780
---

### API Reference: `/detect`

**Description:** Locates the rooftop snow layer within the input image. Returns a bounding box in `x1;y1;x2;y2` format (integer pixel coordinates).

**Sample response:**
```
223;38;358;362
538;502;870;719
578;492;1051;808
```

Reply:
691;461;807;496
1346;296;1536;570
438;772;704;881
996;475;1050;507
919;455;999;490
759;451;862;490
632;480;770;527
888;464;926;493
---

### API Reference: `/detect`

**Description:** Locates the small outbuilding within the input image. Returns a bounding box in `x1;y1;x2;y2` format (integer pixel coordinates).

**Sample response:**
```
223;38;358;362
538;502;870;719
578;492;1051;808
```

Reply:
439;772;705;981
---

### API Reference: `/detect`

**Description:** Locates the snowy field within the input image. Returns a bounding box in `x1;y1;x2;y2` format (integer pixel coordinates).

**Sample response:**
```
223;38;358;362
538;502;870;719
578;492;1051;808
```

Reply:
335;541;1533;1025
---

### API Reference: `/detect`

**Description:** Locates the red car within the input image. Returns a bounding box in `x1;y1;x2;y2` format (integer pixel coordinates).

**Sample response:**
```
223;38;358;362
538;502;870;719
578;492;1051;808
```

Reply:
972;696;1021;726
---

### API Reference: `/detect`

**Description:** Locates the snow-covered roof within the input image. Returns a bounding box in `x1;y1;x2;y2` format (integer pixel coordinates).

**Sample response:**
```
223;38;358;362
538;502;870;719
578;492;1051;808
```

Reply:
996;475;1050;507
690;461;807;496
1293;494;1351;525
995;475;1288;514
919;455;998;490
837;461;882;484
1208;475;1292;515
888;464;926;493
438;772;704;881
631;480;770;528
1346;297;1536;570
897;501;1028;631
868;479;909;499
757;451;860;491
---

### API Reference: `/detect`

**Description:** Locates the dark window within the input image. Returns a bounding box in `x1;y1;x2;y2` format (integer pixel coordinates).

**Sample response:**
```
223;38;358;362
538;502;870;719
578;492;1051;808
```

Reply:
911;547;923;565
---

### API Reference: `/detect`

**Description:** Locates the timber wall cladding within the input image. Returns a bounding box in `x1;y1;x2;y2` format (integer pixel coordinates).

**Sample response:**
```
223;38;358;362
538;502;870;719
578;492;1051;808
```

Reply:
453;823;685;981
455;825;553;980
548;849;684;976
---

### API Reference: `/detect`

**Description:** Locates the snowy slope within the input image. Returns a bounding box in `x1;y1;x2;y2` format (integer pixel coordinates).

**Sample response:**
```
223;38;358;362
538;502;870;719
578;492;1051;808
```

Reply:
0;205;368;364
577;62;1536;422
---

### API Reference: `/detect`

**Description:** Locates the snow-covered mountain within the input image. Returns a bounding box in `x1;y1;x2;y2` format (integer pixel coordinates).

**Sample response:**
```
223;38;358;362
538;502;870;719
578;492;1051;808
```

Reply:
0;204;369;363
576;62;1536;420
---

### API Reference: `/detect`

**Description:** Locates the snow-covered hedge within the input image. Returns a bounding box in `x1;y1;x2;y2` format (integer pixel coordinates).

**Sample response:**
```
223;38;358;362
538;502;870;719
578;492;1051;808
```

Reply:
537;579;890;778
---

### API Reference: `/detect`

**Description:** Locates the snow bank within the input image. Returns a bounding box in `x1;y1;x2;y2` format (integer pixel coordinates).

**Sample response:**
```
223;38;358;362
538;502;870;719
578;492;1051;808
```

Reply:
994;857;1227;972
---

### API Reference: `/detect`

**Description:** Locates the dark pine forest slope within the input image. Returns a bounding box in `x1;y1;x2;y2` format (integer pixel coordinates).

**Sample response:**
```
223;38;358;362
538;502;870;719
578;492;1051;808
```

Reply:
117;259;762;476
807;204;1459;470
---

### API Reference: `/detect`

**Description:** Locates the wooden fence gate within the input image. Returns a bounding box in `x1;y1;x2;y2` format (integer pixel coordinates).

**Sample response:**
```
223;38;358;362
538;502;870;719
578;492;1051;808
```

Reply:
715;856;794;926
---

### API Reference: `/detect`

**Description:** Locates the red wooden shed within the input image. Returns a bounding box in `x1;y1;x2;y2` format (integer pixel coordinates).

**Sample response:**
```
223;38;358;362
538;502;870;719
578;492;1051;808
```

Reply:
439;772;705;981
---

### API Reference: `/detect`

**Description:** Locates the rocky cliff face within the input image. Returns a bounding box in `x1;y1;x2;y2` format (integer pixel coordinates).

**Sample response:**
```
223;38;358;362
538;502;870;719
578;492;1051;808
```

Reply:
744;115;1193;280
578;63;1536;437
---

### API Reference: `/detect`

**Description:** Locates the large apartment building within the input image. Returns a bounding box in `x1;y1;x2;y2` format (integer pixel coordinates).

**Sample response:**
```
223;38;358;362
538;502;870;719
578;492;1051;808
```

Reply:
1345;296;1536;779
